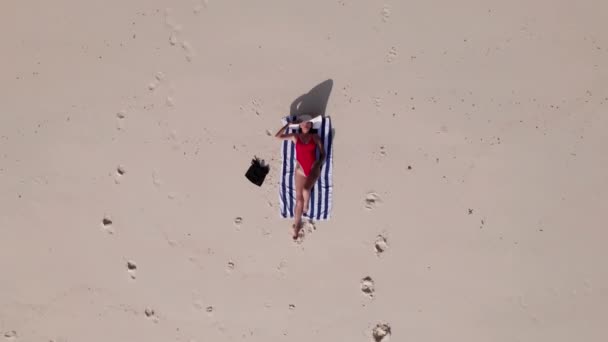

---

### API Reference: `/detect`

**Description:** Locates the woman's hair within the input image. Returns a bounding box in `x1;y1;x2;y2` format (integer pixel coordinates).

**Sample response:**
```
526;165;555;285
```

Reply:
298;127;318;134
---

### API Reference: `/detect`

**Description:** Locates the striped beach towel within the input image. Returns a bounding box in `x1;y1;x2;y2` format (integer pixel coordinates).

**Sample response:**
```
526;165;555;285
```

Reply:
279;116;334;221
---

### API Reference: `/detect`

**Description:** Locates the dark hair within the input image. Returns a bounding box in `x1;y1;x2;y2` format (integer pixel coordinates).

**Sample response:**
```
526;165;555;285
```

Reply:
298;127;318;134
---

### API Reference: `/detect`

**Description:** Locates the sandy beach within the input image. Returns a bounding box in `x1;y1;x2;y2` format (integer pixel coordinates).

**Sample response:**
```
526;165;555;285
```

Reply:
1;0;607;341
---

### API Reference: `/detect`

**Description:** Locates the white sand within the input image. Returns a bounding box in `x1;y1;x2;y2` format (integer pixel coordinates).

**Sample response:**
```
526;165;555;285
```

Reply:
1;0;607;341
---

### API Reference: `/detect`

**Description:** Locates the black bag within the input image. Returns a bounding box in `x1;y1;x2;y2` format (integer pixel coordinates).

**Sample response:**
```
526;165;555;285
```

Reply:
245;157;269;186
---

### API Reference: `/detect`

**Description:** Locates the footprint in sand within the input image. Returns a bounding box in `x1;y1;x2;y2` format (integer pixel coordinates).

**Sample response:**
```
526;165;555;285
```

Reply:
365;192;382;210
144;308;158;322
373;97;382;110
381;5;391;22
250;98;263;116
152;171;162;187
166;96;175;107
181;41;195;62
193;0;209;14
386;47;397;63
3;331;17;340
276;260;288;277
101;215;114;234
164;9;193;61
126;260;137;279
164;8;182;31
360;276;375;298
114;165;126;184
294;220;316;243
116;165;126;176
372;323;391;342
169;33;179;46
374;235;388;256
226;260;235;272
304;220;316;234
379;145;387;157
147;72;165;91
144;308;158;321
102;216;113;226
116;111;126;130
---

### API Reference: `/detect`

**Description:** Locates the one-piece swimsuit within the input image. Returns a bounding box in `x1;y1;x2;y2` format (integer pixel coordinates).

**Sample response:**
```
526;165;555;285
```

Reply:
295;135;316;176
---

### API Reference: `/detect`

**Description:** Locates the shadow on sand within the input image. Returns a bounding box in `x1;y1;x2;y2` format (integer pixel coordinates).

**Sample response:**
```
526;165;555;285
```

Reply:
289;79;333;119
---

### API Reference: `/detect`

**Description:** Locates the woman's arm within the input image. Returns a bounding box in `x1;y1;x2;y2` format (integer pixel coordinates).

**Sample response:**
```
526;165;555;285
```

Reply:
275;123;296;142
313;135;325;167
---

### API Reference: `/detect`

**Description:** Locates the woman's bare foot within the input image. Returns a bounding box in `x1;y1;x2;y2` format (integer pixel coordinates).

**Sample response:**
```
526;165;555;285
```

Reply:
292;223;302;241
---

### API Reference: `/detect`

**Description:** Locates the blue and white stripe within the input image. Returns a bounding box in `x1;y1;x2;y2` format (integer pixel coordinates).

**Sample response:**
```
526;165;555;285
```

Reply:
279;116;333;221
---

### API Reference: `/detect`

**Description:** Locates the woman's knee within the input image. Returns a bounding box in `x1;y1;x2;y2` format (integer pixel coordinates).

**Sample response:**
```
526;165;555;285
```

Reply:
304;177;317;190
302;188;310;198
296;194;304;203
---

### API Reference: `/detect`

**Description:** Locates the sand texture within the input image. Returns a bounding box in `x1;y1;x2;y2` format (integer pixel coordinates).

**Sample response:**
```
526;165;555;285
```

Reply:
1;0;607;341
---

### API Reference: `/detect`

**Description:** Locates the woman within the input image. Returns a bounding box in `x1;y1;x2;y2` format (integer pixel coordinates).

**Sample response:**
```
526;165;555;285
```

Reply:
275;116;325;240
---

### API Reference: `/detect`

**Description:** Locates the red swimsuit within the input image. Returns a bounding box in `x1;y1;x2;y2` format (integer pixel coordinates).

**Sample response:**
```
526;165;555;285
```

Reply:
295;135;316;176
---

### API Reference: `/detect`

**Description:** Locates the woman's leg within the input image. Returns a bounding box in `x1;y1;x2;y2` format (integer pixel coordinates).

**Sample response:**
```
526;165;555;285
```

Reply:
304;163;322;191
302;187;310;218
303;163;322;216
302;164;322;219
293;166;306;239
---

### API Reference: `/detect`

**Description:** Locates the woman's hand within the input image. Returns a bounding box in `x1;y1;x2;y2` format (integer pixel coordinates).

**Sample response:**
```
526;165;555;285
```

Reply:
313;136;326;168
313;159;324;170
275;123;289;137
275;123;296;142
